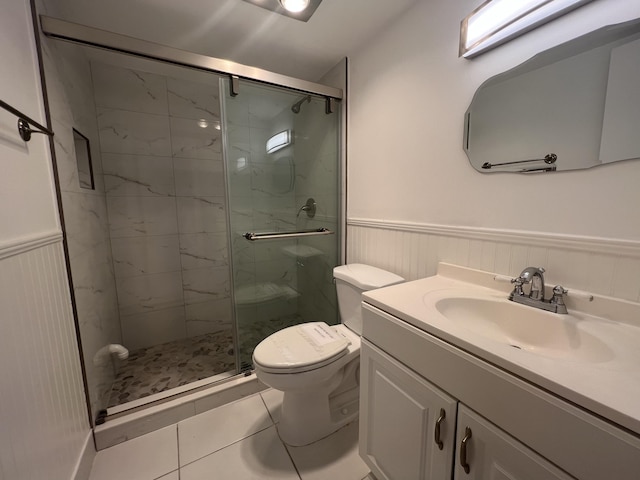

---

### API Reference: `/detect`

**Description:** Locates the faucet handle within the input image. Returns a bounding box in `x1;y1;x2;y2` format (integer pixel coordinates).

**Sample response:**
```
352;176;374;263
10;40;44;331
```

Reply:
550;285;569;314
551;285;568;304
553;285;567;295
511;277;525;297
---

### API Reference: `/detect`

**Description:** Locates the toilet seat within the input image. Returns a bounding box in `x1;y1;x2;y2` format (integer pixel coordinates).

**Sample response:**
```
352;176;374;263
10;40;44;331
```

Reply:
253;322;351;374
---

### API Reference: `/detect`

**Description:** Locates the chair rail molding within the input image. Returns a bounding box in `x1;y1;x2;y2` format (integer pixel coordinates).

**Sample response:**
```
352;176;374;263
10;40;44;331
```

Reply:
347;218;640;259
0;230;63;260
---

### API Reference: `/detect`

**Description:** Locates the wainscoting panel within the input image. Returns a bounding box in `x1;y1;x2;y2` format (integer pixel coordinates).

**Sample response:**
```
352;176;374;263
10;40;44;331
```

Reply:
0;239;91;480
347;219;640;302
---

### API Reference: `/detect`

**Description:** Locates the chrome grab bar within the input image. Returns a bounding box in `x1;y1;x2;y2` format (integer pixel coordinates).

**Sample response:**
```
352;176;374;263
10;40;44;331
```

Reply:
243;228;334;241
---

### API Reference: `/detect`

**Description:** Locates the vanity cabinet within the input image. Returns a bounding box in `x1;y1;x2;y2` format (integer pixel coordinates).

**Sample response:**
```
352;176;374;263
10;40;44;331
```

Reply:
453;404;573;480
359;340;457;479
360;301;640;480
361;341;574;480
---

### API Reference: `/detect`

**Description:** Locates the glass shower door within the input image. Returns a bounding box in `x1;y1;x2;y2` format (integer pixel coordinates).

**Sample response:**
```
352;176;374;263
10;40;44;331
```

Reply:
222;79;341;369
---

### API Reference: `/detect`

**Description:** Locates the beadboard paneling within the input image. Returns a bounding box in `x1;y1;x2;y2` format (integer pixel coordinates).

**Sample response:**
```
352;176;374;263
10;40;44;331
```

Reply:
0;240;91;479
347;220;640;302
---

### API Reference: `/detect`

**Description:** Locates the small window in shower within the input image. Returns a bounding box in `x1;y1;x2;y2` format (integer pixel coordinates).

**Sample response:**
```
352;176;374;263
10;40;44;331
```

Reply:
73;128;95;190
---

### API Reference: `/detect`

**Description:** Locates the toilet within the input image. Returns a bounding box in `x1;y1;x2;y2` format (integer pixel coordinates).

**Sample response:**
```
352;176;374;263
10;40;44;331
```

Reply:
252;263;404;446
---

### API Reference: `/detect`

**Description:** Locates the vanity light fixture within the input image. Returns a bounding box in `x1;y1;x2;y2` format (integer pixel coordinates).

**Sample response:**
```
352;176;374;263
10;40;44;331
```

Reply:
241;0;322;22
460;0;595;58
266;130;292;154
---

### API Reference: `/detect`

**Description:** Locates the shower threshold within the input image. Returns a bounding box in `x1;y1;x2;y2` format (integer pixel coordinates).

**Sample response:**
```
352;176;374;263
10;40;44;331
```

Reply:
106;370;236;417
95;372;266;449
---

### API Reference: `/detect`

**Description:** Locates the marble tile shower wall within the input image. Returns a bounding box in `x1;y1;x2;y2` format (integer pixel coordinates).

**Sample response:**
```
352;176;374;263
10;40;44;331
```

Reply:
41;39;122;418
92;63;233;350
225;93;298;326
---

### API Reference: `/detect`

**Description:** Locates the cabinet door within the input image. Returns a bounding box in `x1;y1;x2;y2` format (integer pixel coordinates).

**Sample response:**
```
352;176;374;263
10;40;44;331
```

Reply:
454;405;575;480
360;340;457;480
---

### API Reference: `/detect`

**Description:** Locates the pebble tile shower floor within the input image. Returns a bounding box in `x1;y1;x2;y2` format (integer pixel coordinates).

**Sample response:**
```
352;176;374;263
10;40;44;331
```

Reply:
107;313;307;407
108;330;236;407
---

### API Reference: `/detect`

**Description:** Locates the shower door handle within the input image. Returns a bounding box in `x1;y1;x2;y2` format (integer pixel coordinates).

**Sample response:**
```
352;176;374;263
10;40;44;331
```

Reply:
243;228;334;241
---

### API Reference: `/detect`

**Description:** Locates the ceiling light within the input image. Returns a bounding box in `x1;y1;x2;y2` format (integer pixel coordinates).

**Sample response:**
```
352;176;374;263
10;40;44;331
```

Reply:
280;0;309;13
460;0;595;58
242;0;322;22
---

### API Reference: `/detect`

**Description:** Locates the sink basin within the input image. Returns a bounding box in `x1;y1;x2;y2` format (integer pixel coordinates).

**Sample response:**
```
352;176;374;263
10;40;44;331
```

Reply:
433;295;614;363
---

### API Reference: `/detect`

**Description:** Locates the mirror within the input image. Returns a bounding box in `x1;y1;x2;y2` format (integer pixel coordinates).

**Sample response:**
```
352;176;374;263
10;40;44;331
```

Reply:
464;18;640;173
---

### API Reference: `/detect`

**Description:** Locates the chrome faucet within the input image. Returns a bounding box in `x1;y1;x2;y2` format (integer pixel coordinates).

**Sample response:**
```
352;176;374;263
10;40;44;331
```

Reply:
517;267;545;300
509;267;567;314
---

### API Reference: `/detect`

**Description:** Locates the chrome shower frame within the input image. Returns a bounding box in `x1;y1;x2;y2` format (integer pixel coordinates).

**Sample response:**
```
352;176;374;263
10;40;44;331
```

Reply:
39;16;343;100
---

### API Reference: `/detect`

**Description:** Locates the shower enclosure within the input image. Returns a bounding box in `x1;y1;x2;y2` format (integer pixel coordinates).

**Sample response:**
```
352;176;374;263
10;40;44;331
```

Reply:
39;17;342;426
224;80;341;368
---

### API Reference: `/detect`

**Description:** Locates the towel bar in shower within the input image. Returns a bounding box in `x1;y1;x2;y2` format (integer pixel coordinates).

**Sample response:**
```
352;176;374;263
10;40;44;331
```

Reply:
481;153;557;170
243;228;334;241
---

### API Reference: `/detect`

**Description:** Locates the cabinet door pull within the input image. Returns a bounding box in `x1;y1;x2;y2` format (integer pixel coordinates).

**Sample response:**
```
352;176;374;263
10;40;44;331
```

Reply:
460;426;472;474
434;408;446;450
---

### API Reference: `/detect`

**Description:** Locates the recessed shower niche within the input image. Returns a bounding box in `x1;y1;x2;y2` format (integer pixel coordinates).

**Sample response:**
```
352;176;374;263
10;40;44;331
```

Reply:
40;29;342;426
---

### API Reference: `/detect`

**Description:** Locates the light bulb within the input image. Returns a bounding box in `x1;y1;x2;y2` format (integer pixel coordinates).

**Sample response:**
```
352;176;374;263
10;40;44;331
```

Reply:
279;0;310;13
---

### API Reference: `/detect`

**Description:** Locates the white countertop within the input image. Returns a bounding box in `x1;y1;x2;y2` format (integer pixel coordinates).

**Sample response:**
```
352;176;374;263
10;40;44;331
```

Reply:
362;263;640;436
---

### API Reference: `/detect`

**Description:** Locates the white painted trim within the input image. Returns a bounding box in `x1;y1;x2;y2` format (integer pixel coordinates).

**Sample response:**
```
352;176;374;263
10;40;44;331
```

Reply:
0;230;63;260
347;218;640;258
71;431;95;480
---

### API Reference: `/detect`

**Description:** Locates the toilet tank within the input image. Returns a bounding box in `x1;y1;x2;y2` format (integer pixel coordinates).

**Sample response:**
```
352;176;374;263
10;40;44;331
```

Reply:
333;264;404;335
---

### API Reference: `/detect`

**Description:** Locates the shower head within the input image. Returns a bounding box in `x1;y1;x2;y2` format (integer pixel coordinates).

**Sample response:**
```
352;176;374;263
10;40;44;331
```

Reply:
291;95;311;114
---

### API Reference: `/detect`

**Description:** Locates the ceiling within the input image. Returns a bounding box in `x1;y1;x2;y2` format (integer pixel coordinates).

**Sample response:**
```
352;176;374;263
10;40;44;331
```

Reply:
48;0;420;82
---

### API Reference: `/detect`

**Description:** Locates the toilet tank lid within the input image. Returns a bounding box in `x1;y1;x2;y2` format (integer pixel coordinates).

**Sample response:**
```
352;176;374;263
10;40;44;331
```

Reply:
333;264;404;290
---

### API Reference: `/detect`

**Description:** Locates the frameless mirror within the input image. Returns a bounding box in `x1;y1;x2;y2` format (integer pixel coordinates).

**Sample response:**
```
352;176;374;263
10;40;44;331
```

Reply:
464;18;640;173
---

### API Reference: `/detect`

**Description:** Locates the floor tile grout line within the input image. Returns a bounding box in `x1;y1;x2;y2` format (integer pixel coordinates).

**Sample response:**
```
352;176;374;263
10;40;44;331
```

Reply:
282;439;303;480
259;390;279;424
177;423;275;470
176;424;181;479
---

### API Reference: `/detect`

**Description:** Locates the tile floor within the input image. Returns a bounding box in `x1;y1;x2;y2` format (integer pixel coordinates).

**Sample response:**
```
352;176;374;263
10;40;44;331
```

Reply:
89;389;375;480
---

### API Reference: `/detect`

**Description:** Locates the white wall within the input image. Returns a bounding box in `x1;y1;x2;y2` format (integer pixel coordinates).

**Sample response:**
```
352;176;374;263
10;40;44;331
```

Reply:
348;0;640;240
346;0;640;302
0;0;60;242
0;0;92;478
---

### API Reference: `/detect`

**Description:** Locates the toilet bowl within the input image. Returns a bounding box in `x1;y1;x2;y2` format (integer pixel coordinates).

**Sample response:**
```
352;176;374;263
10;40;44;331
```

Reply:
253;264;404;446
